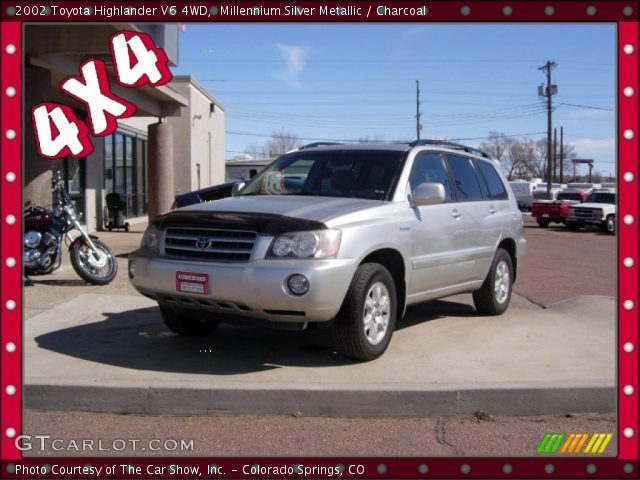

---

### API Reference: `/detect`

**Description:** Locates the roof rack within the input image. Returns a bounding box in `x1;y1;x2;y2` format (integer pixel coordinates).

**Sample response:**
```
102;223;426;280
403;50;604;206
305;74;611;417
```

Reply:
409;139;493;159
298;142;343;150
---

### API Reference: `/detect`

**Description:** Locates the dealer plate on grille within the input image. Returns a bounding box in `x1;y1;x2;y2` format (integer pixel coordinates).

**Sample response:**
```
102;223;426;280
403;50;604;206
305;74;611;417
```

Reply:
176;271;209;295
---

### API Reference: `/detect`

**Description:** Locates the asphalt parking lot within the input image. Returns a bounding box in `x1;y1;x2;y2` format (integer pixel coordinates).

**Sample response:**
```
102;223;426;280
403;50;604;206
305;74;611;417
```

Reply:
516;215;616;306
22;215;617;456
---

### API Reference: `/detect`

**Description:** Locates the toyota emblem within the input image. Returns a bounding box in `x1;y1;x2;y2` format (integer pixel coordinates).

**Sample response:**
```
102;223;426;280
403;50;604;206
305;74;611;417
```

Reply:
195;237;211;250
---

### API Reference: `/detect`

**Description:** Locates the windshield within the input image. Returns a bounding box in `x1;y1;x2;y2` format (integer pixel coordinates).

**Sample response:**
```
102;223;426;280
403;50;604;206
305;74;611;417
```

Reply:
239;150;406;200
586;192;616;204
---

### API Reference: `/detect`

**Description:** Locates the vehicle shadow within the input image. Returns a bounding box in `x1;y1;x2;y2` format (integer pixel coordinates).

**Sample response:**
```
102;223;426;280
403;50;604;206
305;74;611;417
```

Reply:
399;299;477;330
33;299;474;374
34;306;348;374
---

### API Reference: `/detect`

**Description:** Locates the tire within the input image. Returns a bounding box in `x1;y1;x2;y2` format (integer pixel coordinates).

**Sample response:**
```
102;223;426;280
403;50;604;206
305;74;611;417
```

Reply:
160;305;220;336
125;223;130;232
70;238;118;285
473;248;513;316
604;215;615;235
567;221;581;231
537;218;550;228
332;263;397;361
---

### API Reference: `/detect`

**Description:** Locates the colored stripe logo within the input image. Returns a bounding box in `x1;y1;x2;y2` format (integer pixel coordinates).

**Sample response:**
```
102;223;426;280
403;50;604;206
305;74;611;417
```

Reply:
537;433;613;455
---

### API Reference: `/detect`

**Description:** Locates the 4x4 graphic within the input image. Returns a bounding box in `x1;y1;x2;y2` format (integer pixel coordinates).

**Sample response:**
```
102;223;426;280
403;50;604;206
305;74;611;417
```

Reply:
537;433;613;455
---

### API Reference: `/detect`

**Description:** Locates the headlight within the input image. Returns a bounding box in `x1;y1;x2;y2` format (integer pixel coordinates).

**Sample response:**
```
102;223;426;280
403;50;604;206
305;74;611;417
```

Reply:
268;229;341;259
24;231;42;248
141;224;161;251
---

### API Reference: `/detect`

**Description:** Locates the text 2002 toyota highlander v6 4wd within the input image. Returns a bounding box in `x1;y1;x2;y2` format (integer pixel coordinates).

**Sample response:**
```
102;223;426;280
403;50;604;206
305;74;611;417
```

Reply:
129;140;526;360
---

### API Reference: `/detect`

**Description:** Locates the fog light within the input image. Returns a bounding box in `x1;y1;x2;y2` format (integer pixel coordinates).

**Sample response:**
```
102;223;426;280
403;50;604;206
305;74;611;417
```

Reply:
128;259;135;279
287;274;309;296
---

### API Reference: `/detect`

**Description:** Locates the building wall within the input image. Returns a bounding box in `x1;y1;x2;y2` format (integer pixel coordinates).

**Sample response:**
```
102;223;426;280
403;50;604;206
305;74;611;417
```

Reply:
210;103;226;186
168;77;226;193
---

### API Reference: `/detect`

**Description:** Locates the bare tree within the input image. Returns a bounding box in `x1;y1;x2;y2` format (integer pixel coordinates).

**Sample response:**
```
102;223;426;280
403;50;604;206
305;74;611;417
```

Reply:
265;129;301;157
479;131;509;163
244;130;301;159
506;138;537;179
480;132;578;181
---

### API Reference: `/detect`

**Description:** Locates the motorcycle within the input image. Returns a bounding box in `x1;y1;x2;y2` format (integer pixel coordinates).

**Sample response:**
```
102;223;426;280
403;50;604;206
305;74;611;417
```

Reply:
24;173;118;285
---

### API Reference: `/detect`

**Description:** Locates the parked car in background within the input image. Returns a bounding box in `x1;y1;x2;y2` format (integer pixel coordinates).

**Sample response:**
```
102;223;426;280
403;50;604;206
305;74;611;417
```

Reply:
172;181;238;209
566;190;616;234
130;140;526;361
509;181;536;211
531;189;589;227
566;182;598;192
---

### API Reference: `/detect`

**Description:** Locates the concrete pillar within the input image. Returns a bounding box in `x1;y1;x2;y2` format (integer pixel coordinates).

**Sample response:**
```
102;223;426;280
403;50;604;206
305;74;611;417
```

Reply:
24;65;54;207
147;120;174;220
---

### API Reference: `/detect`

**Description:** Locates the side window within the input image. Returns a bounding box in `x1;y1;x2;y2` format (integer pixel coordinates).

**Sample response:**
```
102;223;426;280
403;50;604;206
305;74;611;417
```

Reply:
446;155;484;201
408;152;453;202
475;159;509;200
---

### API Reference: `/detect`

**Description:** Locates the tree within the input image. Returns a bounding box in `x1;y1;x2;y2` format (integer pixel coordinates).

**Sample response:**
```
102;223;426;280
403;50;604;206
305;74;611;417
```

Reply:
479;131;508;163
480;132;577;181
244;129;301;159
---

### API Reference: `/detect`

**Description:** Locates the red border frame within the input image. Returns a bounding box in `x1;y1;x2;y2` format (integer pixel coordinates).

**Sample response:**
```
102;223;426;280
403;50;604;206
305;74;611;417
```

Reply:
1;2;638;478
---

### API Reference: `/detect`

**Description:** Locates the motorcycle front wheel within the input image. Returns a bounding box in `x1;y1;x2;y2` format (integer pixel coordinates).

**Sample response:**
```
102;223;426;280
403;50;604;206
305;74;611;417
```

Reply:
70;238;118;285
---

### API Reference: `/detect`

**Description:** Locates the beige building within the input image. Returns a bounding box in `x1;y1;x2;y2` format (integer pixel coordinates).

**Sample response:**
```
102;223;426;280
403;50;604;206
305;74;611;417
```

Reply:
24;24;225;232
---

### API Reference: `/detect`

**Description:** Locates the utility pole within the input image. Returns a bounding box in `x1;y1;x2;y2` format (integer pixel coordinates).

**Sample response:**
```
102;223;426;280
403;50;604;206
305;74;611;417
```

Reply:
416;80;422;140
553;127;557;184
559;126;564;184
538;60;557;194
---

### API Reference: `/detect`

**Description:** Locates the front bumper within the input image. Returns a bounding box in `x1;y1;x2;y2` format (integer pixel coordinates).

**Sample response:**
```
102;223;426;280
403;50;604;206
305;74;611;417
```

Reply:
567;211;605;225
128;251;358;322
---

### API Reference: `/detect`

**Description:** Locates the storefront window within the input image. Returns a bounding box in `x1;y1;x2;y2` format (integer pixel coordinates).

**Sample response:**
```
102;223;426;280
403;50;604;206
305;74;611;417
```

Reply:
104;131;148;218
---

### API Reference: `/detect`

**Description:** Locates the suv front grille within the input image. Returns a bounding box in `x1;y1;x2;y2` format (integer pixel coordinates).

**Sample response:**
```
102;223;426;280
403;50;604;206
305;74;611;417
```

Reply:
571;208;601;220
163;227;256;262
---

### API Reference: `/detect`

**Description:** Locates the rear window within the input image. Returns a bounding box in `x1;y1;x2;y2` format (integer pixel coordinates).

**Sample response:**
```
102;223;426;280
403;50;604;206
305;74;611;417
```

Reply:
557;192;583;201
533;190;553;200
475;160;508;200
586;192;616;204
446;155;484;201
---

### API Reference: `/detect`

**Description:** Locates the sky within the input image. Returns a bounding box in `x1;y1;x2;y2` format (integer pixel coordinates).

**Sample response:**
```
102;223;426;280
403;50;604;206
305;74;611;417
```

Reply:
171;23;616;178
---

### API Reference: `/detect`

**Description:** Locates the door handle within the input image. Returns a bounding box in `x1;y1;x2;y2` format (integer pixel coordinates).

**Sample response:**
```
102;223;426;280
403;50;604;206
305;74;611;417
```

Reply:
489;206;497;214
451;209;461;219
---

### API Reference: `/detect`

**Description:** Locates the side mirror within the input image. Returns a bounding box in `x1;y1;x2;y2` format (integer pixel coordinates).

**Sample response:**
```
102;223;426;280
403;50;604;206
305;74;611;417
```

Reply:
411;182;446;207
231;181;246;196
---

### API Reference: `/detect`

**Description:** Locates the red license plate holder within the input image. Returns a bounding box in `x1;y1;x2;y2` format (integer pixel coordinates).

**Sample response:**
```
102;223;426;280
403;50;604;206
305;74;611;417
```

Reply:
175;271;209;295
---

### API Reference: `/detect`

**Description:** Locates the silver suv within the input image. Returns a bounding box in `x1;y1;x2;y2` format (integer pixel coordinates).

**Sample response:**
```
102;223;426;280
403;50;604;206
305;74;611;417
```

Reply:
129;141;526;360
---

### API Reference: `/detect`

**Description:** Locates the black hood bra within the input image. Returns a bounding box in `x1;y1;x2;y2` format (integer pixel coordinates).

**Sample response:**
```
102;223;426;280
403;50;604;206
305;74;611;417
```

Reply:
154;210;328;235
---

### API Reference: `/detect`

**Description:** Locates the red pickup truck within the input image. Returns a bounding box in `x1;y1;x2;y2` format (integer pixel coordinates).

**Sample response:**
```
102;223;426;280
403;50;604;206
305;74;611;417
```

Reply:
531;190;590;227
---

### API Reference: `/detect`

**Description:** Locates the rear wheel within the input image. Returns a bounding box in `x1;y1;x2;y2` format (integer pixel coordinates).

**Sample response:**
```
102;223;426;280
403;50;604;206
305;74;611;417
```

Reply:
332;263;397;361
160;305;220;336
537;218;550;228
473;248;513;315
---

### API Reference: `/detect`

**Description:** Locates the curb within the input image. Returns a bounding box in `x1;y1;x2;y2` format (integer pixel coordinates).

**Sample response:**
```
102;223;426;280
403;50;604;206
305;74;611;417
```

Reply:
25;384;615;417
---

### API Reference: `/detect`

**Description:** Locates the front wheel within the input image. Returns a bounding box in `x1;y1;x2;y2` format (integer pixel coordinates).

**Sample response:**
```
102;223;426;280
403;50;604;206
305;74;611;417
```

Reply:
603;215;615;235
473;248;513;315
332;263;397;361
70;238;118;285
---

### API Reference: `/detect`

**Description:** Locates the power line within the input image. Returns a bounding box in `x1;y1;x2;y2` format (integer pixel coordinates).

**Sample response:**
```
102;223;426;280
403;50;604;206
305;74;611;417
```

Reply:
226;130;548;143
557;102;614;111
